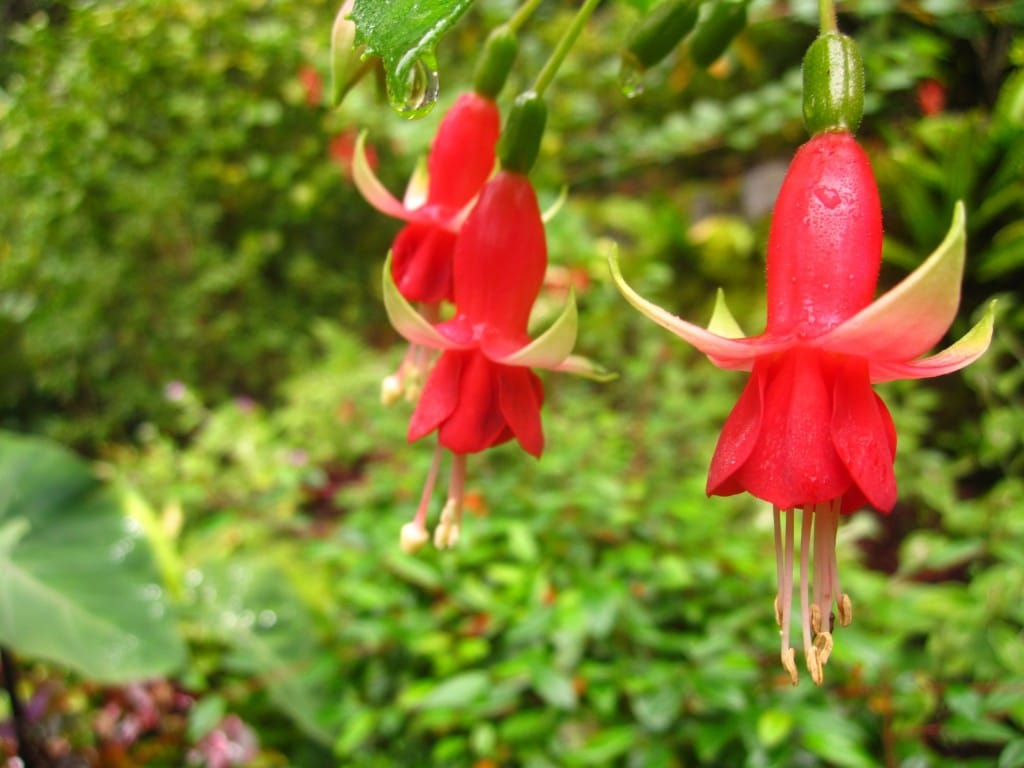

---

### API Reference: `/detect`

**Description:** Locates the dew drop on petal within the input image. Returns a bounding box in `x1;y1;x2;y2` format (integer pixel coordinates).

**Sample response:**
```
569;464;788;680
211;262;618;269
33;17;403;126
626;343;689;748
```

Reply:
814;185;841;209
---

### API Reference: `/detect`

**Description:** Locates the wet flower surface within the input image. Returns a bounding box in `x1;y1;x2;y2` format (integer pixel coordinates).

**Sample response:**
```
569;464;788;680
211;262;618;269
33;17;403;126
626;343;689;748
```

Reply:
612;130;994;683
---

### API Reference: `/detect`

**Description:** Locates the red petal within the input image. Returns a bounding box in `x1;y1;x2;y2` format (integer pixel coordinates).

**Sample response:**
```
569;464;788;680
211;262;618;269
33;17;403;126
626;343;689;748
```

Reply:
391;221;456;303
427;93;500;210
707;365;765;497
437;353;510;454
452;172;546;337
498;366;545;458
408;351;463;442
831;358;898;513
734;349;851;509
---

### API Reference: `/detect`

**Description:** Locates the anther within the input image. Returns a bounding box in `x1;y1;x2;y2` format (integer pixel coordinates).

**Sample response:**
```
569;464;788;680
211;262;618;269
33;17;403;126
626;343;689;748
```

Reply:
810;603;822;635
839;594;853;626
433;499;461;549
814;631;834;666
400;522;429;554
380;375;404;405
774;596;783;627
805;648;824;685
781;647;798;686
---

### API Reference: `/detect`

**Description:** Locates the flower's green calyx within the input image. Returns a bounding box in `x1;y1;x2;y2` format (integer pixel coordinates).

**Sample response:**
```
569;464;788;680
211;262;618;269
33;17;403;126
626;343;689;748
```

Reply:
623;0;701;72
473;27;518;100
802;32;865;135
498;91;547;175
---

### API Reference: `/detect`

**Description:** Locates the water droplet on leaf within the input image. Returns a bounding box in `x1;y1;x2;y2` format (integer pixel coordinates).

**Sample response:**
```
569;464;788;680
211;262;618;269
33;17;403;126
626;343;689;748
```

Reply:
619;58;646;98
388;56;439;118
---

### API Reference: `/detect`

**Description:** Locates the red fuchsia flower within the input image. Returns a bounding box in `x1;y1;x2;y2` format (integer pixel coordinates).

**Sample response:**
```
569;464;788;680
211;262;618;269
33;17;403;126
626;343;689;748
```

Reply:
611;130;994;684
354;92;501;403
384;170;609;552
354;92;501;305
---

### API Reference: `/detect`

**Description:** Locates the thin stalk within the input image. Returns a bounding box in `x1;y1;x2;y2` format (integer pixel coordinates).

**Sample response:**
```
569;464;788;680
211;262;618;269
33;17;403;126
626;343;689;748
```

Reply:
818;0;838;34
508;0;545;33
532;0;602;96
1;646;45;768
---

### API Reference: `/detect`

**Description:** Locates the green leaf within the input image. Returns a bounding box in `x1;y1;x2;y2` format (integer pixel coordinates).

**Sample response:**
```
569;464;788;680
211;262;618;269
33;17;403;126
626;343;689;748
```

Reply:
352;0;473;117
194;557;338;745
417;670;491;709
0;431;186;682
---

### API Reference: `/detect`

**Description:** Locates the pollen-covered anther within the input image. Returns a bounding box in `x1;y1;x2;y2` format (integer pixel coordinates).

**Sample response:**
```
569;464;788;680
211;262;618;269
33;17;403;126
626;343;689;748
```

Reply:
814;631;834;666
433;499;461;549
381;374;404;406
810;603;822;635
400;522;429;554
781;647;798;686
839;593;853;627
805;647;824;686
774;596;783;627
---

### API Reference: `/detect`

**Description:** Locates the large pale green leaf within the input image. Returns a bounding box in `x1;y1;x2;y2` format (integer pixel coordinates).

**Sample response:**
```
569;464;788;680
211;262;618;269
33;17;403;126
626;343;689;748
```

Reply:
352;0;474;116
190;557;339;745
0;431;186;682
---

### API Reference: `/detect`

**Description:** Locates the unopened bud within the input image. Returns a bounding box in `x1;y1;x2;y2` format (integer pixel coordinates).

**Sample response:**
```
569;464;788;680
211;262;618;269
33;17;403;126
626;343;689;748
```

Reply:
331;0;366;106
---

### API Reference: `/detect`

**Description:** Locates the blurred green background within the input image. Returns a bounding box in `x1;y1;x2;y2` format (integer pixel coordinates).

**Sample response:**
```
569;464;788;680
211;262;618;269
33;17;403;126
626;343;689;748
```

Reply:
0;0;1022;765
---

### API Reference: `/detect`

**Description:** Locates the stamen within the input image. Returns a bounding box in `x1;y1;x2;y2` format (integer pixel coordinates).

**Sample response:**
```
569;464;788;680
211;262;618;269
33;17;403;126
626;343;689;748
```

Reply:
779;508;797;684
773;508;783;627
401;442;443;554
434;453;467;549
799;507;813;670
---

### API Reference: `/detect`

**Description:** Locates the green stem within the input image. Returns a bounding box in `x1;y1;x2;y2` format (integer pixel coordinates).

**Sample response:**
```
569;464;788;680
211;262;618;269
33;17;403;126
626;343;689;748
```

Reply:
818;0;838;34
508;0;544;33
532;0;602;96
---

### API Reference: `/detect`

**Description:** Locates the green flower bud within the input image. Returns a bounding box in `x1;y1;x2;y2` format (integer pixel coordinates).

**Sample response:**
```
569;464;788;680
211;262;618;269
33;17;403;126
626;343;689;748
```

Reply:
474;27;519;100
802;32;865;135
498;91;548;175
688;0;749;69
623;0;702;72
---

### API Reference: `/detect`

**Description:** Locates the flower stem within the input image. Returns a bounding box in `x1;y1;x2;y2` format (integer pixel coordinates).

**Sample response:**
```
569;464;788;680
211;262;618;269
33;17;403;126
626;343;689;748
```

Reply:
508;0;544;33
533;0;602;96
818;0;838;34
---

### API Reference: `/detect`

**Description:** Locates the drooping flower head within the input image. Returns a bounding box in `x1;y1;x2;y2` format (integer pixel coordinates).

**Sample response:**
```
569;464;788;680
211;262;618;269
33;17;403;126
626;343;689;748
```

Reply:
611;128;994;683
385;167;609;552
355;92;501;406
355;92;500;304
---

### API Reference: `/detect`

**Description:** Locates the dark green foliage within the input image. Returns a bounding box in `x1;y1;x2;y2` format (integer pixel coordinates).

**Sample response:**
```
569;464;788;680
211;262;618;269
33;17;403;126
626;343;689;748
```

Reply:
0;0;391;445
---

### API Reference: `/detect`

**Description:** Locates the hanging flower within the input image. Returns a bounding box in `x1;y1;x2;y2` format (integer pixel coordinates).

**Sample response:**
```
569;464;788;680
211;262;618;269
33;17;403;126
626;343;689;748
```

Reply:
384;170;610;552
355;92;501;404
611;130;994;684
354;92;501;304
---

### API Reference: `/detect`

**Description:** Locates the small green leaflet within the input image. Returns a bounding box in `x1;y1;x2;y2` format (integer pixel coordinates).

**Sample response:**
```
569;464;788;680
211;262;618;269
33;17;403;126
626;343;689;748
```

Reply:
353;0;475;117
